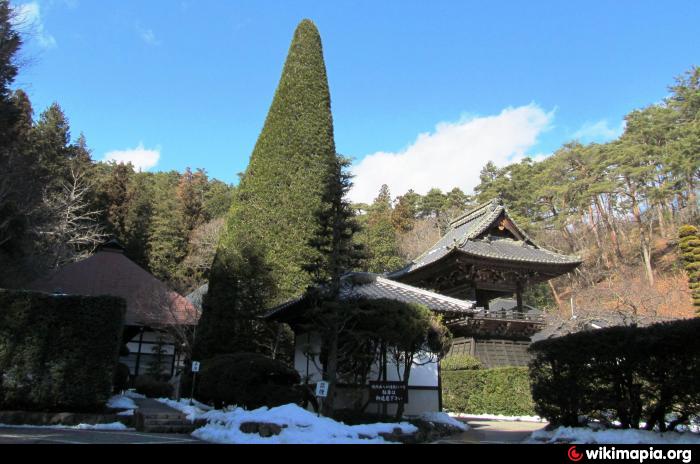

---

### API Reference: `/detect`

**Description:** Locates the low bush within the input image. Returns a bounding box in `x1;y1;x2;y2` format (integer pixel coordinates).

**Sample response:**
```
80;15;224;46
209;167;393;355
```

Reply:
442;367;535;416
196;353;301;409
134;375;173;399
529;318;700;430
0;290;125;412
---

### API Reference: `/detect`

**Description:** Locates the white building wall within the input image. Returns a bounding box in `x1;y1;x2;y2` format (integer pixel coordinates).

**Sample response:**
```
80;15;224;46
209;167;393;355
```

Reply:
294;331;440;416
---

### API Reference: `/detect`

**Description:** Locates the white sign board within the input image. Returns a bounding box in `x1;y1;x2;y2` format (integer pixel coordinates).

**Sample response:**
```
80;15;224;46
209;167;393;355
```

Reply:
315;381;329;398
191;361;200;373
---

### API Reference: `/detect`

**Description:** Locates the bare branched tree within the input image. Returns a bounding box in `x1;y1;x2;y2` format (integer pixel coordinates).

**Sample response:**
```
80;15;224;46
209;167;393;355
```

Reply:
35;168;107;269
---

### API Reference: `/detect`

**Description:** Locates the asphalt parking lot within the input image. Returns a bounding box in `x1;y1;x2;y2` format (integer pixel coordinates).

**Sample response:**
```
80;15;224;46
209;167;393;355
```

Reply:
0;427;202;444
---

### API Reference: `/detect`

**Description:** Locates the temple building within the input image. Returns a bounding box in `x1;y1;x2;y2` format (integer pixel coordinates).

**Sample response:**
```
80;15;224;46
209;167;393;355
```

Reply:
27;240;199;379
388;198;582;367
266;198;582;415
265;272;476;415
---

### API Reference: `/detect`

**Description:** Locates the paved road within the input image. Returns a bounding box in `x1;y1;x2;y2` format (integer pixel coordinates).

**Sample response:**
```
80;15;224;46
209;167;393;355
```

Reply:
0;427;202;444
434;418;547;444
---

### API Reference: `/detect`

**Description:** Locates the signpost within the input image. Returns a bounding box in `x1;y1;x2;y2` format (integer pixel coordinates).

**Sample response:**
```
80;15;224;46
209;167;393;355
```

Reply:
189;361;200;406
369;381;408;404
315;381;329;417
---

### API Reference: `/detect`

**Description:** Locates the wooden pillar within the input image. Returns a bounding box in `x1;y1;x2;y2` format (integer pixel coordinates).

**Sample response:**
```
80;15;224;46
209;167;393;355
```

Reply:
516;281;523;312
134;327;145;377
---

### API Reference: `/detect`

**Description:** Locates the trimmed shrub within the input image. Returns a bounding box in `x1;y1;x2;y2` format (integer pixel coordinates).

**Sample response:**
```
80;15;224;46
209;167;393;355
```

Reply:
196;353;301;409
529;318;700;430
678;225;700;310
0;290;125;412
112;363;131;393
134;375;173;399
442;367;535;416
441;354;481;371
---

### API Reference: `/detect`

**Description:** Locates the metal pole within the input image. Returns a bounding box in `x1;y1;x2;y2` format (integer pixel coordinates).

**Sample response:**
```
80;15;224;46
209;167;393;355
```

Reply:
189;371;196;406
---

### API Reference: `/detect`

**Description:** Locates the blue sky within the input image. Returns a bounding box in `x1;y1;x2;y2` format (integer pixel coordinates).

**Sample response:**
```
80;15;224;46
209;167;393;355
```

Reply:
11;0;700;202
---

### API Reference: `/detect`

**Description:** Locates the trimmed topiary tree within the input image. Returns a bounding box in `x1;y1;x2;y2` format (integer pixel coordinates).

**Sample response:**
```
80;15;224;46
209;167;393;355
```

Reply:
194;19;339;360
678;224;700;311
196;353;302;409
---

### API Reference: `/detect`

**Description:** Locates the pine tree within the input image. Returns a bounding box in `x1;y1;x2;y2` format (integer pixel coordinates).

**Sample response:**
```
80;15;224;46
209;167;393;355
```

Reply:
303;155;364;415
305;155;364;294
123;172;153;267
357;184;404;273
195;19;338;360
176;167;208;234
98;162;135;241
147;172;188;282
34;103;73;191
0;0;20;144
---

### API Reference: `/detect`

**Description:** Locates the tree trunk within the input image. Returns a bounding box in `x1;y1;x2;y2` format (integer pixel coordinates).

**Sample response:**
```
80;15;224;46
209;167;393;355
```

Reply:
394;357;412;421
548;280;562;309
322;328;339;417
627;180;654;286
595;194;623;261
656;203;667;238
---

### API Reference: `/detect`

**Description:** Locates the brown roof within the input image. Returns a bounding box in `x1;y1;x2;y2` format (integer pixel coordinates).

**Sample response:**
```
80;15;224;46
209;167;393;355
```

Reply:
27;248;199;327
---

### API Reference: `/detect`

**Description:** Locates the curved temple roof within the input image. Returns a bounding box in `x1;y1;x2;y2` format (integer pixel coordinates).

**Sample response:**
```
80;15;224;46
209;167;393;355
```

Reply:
263;272;476;321
389;198;582;278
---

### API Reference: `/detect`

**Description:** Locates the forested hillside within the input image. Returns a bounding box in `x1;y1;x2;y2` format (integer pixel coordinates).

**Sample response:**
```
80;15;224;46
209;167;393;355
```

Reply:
1;0;697;317
355;66;699;318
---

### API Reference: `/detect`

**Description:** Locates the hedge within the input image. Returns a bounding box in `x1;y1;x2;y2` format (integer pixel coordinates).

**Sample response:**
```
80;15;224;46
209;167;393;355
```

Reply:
442;367;536;416
0;289;125;412
528;318;700;430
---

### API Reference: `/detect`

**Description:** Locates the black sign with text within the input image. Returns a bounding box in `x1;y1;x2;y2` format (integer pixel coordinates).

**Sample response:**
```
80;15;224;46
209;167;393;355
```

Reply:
369;381;408;404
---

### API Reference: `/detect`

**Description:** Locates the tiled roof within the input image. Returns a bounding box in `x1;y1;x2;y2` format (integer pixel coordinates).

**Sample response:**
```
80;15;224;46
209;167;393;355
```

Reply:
530;312;674;343
263;272;475;320
27;249;199;327
390;198;581;277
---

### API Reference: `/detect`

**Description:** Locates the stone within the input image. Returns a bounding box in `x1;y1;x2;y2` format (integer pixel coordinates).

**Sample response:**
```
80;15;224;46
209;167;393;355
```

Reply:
239;421;283;437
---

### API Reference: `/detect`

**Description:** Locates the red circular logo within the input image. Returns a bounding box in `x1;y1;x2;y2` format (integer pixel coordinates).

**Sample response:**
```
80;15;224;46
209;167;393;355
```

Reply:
568;446;584;462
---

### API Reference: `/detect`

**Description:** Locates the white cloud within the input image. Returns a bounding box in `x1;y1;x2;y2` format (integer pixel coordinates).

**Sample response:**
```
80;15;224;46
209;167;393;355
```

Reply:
102;143;160;171
572;119;625;143
139;28;160;46
13;2;57;49
348;104;554;204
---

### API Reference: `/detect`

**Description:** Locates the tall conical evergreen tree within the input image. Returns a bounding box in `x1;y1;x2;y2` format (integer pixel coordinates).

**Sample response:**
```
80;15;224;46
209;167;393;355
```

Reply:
194;19;338;360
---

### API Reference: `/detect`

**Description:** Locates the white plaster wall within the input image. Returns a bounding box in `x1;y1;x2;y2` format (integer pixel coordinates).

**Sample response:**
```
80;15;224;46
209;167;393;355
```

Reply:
294;332;323;383
294;331;440;414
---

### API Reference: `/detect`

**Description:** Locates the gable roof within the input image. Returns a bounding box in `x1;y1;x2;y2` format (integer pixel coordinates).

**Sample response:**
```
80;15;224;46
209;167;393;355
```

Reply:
263;272;476;321
27;248;199;327
389;198;582;278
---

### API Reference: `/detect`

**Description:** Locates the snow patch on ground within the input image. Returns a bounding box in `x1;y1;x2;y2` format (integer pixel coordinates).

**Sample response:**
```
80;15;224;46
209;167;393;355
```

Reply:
107;394;138;410
0;422;134;431
123;390;146;399
74;422;131;431
117;409;135;416
528;426;700;444
418;412;469;431
156;398;212;422
448;412;546;423
191;403;418;444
